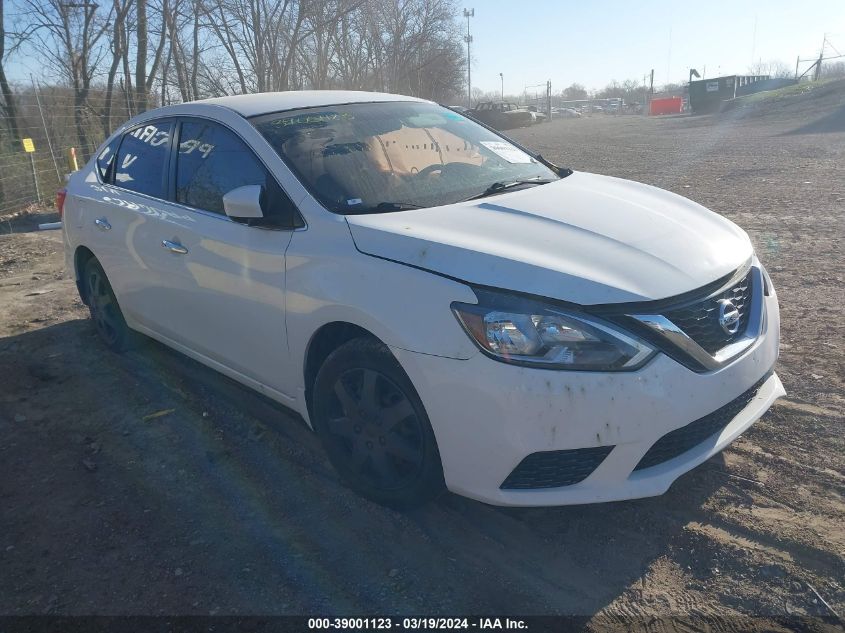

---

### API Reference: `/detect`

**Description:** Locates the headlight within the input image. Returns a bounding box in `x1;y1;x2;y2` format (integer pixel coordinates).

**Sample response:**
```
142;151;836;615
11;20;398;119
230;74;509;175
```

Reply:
452;292;655;371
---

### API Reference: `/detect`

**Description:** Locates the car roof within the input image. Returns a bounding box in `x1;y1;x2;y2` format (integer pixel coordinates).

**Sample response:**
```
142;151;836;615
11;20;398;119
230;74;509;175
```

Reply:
194;90;429;118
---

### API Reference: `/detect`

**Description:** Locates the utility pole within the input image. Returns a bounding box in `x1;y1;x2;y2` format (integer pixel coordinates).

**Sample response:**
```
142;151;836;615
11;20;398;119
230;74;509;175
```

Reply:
648;69;654;115
464;8;474;109
499;72;503;101
814;35;826;81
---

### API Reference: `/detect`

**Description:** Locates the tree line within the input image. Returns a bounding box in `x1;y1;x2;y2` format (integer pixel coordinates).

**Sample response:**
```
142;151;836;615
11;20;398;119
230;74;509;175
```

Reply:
0;0;466;161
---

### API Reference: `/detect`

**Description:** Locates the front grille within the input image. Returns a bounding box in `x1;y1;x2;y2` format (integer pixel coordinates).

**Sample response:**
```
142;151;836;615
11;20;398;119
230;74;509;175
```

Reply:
633;370;772;471
664;270;753;354
501;446;614;490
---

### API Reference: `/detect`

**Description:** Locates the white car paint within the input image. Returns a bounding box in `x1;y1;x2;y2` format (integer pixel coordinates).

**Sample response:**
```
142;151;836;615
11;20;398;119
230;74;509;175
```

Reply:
63;90;783;506
392;290;783;505
347;171;752;305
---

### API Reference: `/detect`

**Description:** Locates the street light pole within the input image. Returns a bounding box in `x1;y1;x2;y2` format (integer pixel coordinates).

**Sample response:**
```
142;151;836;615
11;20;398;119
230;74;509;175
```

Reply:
499;73;503;101
464;8;474;109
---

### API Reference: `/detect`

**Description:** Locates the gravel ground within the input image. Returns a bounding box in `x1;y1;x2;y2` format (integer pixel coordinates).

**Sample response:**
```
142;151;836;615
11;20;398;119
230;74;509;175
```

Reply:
0;83;843;629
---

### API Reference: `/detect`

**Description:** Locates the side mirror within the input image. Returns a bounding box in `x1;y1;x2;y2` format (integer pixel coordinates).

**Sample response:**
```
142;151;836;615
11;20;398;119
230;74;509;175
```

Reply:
222;185;264;220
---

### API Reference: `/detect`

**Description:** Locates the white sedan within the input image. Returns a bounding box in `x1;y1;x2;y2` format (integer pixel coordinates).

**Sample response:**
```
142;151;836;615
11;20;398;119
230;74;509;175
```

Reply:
60;91;784;507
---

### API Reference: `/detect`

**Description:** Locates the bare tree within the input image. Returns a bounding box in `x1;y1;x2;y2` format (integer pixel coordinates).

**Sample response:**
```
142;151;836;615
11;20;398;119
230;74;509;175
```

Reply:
748;59;792;79
0;0;21;142
9;0;468;134
340;0;463;98
595;79;644;104
135;0;148;109
821;61;845;80
23;0;114;159
561;83;588;100
329;5;376;89
101;0;133;136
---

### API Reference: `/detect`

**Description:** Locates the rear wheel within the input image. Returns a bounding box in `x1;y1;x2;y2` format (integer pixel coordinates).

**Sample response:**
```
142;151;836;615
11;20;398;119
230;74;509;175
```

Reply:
312;337;444;508
83;258;133;352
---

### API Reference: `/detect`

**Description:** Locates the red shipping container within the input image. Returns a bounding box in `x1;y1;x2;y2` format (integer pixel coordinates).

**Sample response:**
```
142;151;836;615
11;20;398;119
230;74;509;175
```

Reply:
649;97;683;115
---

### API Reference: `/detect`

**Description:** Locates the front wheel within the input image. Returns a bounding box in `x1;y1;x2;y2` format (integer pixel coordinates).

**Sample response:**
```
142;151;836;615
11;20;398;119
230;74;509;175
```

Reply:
312;338;445;508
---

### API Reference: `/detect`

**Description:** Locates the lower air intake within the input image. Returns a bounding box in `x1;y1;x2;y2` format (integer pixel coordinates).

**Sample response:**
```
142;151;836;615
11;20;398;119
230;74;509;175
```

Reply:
500;446;614;490
634;370;772;471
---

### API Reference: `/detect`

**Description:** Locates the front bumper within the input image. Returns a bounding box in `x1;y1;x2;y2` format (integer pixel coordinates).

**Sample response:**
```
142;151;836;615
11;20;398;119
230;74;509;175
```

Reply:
392;292;783;507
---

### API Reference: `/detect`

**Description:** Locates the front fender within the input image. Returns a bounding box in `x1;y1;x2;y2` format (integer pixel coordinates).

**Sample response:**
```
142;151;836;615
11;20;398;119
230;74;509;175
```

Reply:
284;211;480;406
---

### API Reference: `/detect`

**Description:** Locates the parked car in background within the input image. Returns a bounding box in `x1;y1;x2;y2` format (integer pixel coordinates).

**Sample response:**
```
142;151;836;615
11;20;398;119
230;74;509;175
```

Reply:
61;90;783;509
526;105;547;123
470;101;534;130
447;105;471;115
553;107;581;118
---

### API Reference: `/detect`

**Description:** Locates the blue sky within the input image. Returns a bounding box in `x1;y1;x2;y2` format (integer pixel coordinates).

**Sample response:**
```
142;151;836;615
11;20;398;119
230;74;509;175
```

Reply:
466;0;845;93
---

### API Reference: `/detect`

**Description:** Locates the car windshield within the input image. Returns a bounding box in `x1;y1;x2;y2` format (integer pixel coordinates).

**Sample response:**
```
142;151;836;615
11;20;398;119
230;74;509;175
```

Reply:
251;101;559;214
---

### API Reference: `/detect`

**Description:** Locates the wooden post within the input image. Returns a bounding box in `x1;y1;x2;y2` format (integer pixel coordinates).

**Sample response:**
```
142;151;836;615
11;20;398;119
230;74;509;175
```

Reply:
29;154;40;203
67;147;79;172
22;138;40;203
648;69;654;114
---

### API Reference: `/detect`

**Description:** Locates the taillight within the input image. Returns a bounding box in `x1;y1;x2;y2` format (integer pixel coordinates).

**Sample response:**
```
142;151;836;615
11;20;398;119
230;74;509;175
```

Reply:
56;188;67;219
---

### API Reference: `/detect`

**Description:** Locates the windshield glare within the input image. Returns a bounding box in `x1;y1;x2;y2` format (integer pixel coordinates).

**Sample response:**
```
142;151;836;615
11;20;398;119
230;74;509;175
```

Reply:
251;102;558;214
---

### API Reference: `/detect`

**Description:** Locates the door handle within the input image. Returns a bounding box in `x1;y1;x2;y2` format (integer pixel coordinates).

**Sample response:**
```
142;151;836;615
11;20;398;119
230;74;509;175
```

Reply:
161;239;188;255
94;217;111;231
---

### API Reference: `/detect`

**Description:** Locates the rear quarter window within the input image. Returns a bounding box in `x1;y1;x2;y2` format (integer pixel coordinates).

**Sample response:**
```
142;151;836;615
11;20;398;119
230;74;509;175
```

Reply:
96;137;120;182
114;121;173;199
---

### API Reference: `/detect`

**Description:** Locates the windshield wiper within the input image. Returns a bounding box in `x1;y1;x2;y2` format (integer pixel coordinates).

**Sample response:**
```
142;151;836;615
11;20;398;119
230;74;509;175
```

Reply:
346;201;424;214
461;178;554;202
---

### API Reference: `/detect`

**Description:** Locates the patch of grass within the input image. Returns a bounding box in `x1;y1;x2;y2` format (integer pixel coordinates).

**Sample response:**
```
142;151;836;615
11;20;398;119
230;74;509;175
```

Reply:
727;78;838;107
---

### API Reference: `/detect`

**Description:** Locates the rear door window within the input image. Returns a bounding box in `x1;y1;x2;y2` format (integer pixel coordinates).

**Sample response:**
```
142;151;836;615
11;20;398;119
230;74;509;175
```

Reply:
114;121;173;198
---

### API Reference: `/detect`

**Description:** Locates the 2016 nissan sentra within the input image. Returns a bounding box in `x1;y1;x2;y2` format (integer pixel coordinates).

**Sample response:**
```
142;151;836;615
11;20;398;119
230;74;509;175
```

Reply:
60;91;784;508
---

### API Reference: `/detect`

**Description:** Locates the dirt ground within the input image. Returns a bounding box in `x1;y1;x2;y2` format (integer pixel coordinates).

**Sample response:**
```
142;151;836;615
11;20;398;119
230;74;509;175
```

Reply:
0;84;843;628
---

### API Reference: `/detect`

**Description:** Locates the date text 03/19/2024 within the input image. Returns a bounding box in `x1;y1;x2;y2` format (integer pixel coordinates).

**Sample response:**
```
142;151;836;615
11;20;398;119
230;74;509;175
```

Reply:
307;618;528;630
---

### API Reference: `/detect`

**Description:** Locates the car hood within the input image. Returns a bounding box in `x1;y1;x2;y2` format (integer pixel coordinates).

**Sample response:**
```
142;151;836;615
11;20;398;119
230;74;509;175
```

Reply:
345;171;753;305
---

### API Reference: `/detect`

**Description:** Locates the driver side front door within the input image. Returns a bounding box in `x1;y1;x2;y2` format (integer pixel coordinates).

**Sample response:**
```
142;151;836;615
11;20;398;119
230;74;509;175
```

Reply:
126;117;302;402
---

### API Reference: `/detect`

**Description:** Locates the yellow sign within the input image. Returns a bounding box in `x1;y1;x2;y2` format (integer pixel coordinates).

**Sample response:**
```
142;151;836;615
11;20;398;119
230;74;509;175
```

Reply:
22;138;35;153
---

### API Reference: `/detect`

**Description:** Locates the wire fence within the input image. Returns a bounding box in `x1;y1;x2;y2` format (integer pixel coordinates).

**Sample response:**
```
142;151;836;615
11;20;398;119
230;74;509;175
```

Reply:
0;139;106;217
0;85;153;217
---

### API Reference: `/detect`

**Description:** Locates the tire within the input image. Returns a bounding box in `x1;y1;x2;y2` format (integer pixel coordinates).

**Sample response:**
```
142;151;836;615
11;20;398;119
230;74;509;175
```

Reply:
83;257;134;353
312;337;445;509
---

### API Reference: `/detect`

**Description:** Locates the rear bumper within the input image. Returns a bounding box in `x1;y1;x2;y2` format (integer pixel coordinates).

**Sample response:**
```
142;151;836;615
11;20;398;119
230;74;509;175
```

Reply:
391;292;783;507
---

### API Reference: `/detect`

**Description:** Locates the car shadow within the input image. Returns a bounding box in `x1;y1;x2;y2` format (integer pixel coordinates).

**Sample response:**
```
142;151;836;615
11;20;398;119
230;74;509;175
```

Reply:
1;319;725;616
0;210;60;235
782;105;845;135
